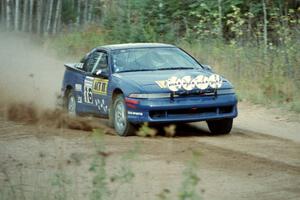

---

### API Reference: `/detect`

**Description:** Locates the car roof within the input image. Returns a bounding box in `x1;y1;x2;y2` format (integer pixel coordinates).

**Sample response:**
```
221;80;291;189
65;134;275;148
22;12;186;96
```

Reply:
98;43;176;51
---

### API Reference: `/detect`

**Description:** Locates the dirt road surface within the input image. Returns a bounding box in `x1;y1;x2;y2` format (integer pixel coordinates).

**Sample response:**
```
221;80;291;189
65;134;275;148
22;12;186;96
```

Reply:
0;117;299;200
0;32;299;200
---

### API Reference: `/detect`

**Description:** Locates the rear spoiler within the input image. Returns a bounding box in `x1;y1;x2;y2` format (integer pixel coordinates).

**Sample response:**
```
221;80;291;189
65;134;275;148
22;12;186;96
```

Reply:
64;63;84;71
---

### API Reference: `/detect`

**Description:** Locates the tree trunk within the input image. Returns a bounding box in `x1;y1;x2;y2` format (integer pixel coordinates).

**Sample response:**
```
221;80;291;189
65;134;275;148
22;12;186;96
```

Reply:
22;0;28;32
83;0;88;25
218;0;223;38
43;0;49;35
45;0;54;36
6;0;11;30
76;0;81;26
28;0;34;32
88;0;94;23
14;0;20;31
37;0;43;35
262;0;268;53
53;0;62;34
1;0;5;26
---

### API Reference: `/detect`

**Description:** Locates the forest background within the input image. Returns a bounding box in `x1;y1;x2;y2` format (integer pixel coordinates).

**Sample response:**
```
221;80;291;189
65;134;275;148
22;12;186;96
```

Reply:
1;0;299;111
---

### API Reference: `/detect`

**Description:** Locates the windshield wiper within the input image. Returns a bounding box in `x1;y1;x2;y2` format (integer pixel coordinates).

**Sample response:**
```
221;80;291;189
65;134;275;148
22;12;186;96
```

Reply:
157;67;195;70
117;69;158;73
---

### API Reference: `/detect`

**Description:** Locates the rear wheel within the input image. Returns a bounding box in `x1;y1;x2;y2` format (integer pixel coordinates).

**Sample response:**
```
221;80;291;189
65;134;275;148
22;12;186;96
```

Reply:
66;90;77;116
113;95;135;136
207;118;233;135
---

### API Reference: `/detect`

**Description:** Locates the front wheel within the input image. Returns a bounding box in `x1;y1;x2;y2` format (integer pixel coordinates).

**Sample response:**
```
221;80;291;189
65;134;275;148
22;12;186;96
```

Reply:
207;118;233;135
113;95;135;136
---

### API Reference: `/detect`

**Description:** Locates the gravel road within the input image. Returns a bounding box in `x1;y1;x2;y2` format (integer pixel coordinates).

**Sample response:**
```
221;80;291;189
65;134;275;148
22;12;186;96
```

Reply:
0;117;299;200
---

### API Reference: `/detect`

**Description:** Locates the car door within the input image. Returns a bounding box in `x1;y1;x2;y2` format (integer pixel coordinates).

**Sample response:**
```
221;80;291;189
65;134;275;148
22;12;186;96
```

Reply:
90;51;110;116
79;50;110;116
73;50;101;114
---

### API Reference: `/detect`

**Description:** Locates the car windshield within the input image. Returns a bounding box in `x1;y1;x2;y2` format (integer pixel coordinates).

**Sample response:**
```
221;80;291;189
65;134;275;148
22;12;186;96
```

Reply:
111;47;202;73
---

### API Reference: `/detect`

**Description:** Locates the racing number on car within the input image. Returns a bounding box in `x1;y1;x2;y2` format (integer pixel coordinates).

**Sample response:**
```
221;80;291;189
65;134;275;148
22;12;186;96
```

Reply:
84;86;93;103
84;77;94;104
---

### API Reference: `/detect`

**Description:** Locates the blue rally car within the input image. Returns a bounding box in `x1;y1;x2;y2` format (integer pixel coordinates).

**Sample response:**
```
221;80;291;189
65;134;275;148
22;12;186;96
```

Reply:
62;43;238;136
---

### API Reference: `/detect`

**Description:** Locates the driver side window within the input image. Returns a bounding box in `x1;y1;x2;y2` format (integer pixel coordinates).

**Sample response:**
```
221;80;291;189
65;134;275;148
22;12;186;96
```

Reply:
92;52;108;74
83;51;100;72
83;51;109;75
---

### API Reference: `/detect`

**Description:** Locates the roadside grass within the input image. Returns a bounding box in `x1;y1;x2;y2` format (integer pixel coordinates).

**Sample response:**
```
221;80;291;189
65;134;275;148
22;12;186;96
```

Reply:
46;26;107;59
180;40;300;112
48;27;300;113
156;150;202;200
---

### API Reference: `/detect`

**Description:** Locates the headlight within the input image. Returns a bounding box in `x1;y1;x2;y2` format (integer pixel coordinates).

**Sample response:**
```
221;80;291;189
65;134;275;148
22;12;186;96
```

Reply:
217;88;235;95
128;93;171;99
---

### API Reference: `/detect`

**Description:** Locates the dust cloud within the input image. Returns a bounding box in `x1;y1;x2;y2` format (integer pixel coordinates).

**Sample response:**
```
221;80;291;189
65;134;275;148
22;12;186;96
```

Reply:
0;31;112;132
0;31;64;109
5;102;111;132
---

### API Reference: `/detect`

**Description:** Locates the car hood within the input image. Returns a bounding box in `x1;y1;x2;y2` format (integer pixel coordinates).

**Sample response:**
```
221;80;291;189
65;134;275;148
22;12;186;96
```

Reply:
114;69;233;93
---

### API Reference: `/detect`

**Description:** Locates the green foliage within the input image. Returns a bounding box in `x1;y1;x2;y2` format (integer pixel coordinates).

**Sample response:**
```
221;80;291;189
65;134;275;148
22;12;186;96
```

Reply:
61;0;77;24
181;37;300;109
89;130;110;200
110;144;138;185
48;26;106;58
48;0;300;112
137;123;158;137
178;151;202;200
51;172;71;200
89;129;138;200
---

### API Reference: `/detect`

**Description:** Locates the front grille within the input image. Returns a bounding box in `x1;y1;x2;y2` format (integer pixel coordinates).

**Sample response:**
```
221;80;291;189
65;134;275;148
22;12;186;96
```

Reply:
175;89;215;97
149;106;233;119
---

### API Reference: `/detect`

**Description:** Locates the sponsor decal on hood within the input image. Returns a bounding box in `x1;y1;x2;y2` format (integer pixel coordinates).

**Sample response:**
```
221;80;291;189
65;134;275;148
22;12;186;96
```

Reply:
156;74;222;92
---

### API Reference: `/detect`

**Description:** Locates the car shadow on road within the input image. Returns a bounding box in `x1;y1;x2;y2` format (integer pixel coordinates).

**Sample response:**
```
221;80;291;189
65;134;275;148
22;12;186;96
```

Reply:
151;123;213;137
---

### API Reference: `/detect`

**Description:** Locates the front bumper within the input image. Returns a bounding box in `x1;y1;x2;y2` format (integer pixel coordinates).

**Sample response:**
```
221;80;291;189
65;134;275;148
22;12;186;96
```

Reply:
126;94;238;123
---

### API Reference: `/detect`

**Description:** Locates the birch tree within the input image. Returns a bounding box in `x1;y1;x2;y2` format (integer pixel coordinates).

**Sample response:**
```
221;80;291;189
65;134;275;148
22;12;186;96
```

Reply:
53;0;62;34
218;0;223;38
43;0;49;35
22;0;28;31
76;0;81;26
28;0;34;32
1;0;5;25
83;0;88;25
36;0;43;34
14;0;20;31
88;0;94;23
45;0;54;36
262;0;268;52
6;0;11;30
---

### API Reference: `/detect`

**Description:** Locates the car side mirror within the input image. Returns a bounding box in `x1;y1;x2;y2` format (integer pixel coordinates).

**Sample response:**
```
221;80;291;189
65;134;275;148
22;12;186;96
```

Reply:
202;64;213;72
93;69;109;78
96;70;102;76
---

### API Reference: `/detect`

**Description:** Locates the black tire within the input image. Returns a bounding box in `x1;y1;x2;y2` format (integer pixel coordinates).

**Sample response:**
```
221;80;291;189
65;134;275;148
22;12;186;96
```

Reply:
65;90;77;116
113;95;135;136
207;118;233;135
107;103;114;128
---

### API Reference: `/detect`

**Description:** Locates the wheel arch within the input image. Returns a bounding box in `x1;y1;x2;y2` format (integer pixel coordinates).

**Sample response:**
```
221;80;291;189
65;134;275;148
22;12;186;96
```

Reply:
65;85;73;95
112;88;124;102
63;85;73;107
